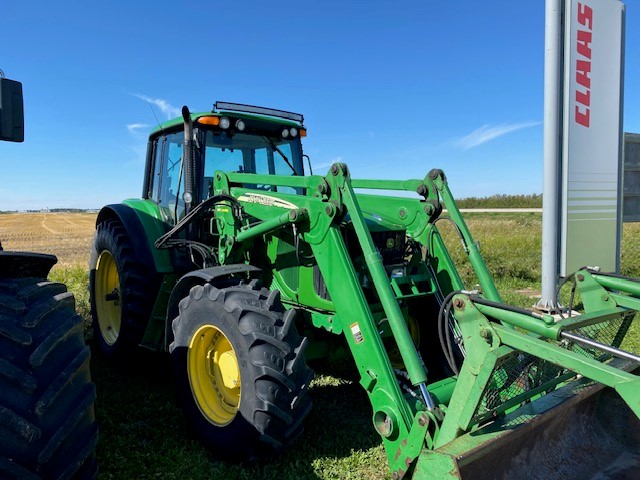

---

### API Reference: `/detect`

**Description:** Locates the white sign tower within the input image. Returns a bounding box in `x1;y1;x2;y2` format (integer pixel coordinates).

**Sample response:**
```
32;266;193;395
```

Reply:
539;0;625;309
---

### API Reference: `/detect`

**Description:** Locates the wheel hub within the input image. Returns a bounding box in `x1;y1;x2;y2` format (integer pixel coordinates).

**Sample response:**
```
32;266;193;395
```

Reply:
94;251;122;346
188;325;241;426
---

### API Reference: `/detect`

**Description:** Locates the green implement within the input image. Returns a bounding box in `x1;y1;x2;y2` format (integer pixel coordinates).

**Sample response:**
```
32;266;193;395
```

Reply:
90;101;640;478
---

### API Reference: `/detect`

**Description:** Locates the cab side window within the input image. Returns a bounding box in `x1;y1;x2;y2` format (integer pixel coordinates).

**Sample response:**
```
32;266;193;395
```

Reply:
150;131;185;224
254;145;296;195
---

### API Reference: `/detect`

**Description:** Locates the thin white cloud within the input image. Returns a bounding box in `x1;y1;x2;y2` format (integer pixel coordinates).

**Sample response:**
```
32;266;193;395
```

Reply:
131;93;181;120
127;123;150;134
457;121;541;150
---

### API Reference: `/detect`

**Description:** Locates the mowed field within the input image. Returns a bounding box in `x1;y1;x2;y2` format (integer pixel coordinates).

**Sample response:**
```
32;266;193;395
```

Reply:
0;212;97;266
2;211;640;479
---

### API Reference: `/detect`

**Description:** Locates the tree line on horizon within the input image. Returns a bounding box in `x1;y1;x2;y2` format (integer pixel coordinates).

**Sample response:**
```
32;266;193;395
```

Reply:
0;208;98;214
455;194;542;209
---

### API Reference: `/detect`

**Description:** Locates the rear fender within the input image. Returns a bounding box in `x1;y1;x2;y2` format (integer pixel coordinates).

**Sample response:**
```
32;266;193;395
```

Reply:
96;201;171;273
0;251;57;279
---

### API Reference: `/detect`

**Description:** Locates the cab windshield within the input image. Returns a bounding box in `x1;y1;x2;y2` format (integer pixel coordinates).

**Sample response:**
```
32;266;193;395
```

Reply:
202;131;304;196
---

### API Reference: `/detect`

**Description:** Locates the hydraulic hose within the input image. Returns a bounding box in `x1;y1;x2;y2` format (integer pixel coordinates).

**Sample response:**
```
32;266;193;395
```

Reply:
154;194;242;249
438;290;463;375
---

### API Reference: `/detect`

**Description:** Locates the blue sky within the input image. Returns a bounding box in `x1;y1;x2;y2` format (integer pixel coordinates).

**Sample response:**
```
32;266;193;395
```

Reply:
1;1;638;210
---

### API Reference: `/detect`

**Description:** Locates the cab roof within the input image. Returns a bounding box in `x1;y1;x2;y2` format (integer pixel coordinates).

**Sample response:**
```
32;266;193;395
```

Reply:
150;102;304;136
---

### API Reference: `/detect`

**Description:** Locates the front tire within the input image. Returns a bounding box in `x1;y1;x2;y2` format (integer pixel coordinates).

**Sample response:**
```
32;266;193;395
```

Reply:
89;219;156;361
0;277;98;479
170;281;313;461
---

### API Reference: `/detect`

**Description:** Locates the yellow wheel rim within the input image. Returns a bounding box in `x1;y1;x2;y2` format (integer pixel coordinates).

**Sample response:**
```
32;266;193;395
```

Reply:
94;251;121;346
188;325;241;426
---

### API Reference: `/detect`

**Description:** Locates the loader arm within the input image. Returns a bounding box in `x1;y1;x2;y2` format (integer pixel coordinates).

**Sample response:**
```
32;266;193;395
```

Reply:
211;165;640;479
214;165;439;475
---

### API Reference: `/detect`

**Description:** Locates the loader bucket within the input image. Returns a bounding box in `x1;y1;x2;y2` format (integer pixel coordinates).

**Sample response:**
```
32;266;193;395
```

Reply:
414;369;640;480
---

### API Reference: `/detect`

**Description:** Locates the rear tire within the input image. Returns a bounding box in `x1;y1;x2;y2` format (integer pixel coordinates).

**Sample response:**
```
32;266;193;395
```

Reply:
170;281;313;461
0;277;98;479
89;219;155;361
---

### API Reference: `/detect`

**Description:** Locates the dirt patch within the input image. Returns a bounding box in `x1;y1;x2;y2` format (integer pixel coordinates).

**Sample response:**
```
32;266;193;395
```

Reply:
514;287;541;299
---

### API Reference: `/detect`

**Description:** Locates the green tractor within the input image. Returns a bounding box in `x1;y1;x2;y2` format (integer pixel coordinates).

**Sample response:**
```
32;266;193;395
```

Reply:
90;101;640;478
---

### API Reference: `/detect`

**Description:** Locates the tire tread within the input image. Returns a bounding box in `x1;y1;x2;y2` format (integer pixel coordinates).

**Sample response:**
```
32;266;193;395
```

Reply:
171;281;313;461
89;218;158;360
0;278;98;479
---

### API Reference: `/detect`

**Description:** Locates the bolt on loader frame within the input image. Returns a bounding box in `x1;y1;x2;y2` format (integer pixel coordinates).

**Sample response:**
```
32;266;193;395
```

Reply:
90;102;640;479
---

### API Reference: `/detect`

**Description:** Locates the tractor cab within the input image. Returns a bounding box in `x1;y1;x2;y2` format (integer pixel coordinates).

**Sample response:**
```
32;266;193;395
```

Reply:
143;102;306;225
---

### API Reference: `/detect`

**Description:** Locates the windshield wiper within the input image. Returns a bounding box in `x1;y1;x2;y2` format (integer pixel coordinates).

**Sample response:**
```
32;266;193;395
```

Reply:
264;137;297;175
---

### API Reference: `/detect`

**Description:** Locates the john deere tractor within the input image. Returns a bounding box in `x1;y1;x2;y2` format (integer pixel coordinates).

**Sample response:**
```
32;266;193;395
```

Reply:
0;72;98;479
90;101;640;478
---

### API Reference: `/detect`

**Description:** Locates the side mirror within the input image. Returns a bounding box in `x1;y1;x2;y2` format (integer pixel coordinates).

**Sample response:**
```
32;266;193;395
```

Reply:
0;77;24;143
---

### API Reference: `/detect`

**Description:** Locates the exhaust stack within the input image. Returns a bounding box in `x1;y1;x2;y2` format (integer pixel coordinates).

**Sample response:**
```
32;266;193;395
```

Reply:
182;105;195;215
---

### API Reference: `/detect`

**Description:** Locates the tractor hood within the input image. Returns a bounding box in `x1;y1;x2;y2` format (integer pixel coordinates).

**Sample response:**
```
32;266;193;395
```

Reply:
344;210;405;233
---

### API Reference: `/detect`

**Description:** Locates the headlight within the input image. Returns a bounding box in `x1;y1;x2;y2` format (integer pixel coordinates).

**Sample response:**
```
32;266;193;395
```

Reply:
235;119;245;131
290;127;298;138
219;117;231;129
281;128;290;139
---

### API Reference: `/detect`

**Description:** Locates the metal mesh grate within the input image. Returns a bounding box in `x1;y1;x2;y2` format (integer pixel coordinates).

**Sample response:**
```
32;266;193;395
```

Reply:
477;352;566;418
473;315;635;424
564;315;634;360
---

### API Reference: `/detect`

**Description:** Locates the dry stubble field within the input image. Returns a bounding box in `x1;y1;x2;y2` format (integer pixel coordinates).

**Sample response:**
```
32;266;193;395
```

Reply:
0;212;97;266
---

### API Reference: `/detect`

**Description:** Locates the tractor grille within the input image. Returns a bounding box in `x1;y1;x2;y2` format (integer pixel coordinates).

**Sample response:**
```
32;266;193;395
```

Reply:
471;314;636;425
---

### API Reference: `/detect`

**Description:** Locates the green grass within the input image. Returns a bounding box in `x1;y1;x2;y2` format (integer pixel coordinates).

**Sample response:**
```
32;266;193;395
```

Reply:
90;354;389;479
50;264;91;328
51;213;640;479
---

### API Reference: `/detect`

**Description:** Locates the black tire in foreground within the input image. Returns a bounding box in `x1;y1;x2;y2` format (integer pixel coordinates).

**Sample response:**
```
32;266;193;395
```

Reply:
170;281;313;462
89;219;156;361
0;277;98;479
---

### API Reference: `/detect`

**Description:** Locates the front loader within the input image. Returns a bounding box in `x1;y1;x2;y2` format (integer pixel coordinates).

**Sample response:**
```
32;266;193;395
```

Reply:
90;102;640;478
